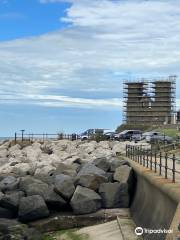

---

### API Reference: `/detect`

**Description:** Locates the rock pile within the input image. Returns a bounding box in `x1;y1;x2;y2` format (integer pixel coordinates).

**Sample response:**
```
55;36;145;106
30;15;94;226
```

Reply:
0;139;135;238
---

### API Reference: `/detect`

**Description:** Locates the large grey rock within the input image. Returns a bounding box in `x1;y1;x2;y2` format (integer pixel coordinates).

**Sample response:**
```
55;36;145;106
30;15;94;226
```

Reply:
93;157;110;172
113;165;133;184
25;182;49;199
18;195;49;222
78;164;107;178
54;174;75;199
0;157;9;166
34;165;56;184
0;206;13;218
71;163;81;173
70;186;102;215
0;218;43;240
0;191;25;213
24;227;43;240
0;176;19;192
0;219;27;239
110;158;130;172
97;141;110;149
75;174;106;191
11;163;35;177
99;182;129;208
92;147;115;159
0;191;3;199
76;164;107;190
0;149;8;158
44;186;67;209
55;163;77;177
19;176;44;192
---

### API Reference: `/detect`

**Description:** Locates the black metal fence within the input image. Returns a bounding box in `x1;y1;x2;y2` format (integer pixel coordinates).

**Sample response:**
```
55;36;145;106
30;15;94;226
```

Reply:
14;132;79;143
126;145;180;183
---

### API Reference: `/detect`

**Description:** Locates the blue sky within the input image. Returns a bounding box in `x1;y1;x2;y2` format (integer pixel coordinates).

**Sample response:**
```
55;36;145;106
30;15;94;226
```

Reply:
0;0;180;136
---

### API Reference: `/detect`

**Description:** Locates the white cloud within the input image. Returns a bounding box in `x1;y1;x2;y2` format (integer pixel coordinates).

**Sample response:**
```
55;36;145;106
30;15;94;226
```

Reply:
0;0;180;110
0;92;123;109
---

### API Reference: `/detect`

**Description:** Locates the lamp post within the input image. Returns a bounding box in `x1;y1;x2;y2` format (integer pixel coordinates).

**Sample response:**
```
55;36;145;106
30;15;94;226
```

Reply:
20;130;25;142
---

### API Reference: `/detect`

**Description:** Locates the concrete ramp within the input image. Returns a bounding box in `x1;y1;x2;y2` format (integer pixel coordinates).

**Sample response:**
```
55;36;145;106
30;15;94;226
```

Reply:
77;217;141;240
77;220;123;240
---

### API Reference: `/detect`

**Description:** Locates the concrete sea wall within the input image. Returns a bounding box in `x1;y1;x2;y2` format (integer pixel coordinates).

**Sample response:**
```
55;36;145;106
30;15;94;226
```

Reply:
129;160;180;240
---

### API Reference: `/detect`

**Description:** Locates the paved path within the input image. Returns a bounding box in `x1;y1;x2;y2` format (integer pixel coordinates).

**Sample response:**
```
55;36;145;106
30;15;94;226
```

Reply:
77;220;123;240
77;217;141;240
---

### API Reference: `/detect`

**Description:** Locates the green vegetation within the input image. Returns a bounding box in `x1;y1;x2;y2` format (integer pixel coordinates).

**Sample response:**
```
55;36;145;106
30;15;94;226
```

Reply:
90;133;108;142
157;128;179;138
43;229;88;240
116;124;155;133
116;124;180;139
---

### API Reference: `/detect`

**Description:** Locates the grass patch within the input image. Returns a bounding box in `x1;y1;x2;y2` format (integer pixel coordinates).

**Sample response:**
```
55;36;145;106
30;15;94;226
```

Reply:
156;128;179;138
43;229;88;240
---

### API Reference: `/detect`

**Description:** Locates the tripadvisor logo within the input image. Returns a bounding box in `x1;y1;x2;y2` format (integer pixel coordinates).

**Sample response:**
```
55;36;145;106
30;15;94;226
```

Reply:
135;227;173;236
135;227;143;236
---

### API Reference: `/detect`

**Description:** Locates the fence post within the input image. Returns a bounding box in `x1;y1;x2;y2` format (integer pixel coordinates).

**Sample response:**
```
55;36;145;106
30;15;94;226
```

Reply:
131;146;133;159
150;151;152;170
155;152;157;173
140;146;142;165
132;146;134;160
159;152;162;175
165;153;168;179
172;154;176;183
143;150;145;167
134;146;137;162
146;151;149;168
15;132;17;144
137;147;140;163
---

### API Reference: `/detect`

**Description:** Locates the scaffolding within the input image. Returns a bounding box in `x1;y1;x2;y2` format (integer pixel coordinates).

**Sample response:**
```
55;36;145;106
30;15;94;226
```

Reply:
123;76;176;125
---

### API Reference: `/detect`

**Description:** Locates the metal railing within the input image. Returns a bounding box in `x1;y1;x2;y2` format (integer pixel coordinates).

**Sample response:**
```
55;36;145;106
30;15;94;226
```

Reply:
126;145;180;183
14;132;79;143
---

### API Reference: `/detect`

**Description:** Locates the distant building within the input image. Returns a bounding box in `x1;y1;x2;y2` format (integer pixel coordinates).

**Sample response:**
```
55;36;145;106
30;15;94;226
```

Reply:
123;76;176;126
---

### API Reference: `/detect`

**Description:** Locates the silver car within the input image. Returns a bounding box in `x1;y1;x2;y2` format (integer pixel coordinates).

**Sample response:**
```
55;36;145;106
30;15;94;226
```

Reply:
143;131;173;144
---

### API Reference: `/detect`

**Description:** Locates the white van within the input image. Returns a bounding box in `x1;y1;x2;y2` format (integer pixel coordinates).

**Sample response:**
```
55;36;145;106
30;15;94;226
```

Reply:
80;129;114;140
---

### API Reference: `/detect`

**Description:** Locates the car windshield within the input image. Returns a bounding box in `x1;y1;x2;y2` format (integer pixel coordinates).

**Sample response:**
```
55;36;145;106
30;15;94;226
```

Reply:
81;131;87;135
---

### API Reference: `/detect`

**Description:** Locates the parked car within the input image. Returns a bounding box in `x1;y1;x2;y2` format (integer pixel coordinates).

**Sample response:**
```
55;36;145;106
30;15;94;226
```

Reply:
149;134;173;144
131;133;143;142
80;129;95;140
117;130;143;141
103;131;116;140
80;129;115;140
142;131;161;142
141;131;173;144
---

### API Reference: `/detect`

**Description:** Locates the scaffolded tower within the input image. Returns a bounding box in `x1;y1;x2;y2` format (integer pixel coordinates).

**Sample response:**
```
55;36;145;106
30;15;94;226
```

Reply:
123;76;176;125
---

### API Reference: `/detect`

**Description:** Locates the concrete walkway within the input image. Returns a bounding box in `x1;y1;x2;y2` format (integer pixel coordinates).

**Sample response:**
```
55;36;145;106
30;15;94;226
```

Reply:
77;220;123;240
77;217;142;240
